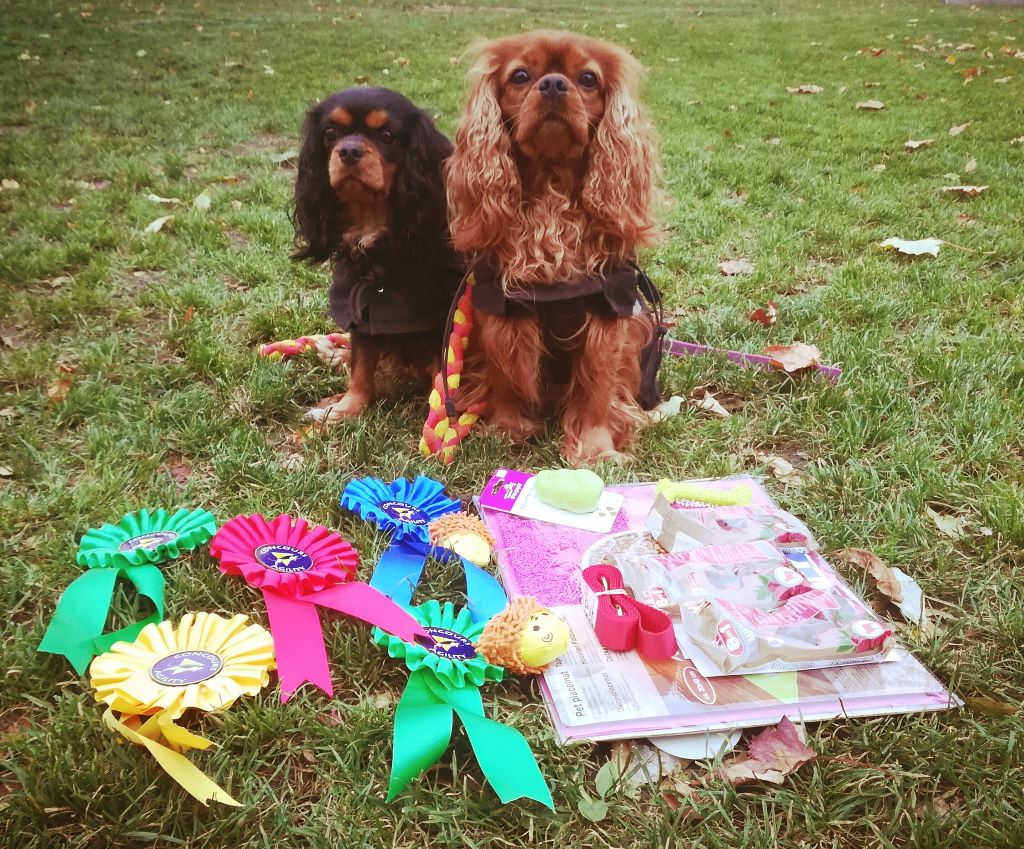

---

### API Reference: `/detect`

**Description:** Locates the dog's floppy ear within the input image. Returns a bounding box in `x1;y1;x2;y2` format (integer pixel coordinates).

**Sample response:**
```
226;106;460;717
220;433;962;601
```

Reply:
291;101;344;263
582;47;659;251
391;109;452;256
445;44;522;254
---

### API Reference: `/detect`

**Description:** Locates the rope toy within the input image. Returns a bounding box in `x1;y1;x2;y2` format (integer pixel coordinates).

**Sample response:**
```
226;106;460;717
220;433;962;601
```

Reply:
259;333;350;370
420;276;486;464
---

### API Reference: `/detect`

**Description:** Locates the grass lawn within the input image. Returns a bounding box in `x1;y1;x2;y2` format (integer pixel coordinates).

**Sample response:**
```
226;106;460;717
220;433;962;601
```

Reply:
2;0;1023;846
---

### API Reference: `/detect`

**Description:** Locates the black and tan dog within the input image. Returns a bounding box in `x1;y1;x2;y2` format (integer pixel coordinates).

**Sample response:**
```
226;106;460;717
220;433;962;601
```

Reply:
292;87;462;418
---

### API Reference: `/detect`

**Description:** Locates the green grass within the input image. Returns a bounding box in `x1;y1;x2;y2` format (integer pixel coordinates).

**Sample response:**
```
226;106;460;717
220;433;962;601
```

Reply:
2;0;1023;846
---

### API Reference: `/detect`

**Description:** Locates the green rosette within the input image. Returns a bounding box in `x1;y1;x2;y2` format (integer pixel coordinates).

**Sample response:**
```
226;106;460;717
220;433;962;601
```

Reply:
39;507;218;674
374;600;553;809
77;507;218;569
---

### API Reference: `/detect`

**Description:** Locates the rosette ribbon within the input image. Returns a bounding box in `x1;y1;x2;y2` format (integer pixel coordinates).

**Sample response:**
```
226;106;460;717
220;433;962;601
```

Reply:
340;476;506;623
209;513;431;701
89;611;275;806
39;507;218;673
374;600;553;807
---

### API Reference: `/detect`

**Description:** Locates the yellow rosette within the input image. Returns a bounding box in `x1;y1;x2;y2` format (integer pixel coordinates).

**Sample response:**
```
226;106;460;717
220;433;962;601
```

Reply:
89;612;275;806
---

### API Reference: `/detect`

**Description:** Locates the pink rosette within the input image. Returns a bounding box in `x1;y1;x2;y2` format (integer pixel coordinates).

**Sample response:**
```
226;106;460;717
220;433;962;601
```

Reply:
210;514;430;701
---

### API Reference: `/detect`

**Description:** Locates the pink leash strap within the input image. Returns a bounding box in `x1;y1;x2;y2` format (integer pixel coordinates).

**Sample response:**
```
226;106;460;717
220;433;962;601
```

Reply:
581;564;677;661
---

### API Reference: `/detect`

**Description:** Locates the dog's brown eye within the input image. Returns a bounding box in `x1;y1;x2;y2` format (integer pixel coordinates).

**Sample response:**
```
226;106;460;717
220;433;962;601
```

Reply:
324;126;338;142
380;129;396;144
510;69;530;85
578;71;599;89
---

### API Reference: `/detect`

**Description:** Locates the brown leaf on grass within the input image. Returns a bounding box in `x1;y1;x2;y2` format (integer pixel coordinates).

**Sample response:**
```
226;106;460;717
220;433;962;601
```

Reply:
962;66;982;84
717;717;816;785
748;301;777;326
831;548;903;602
719;258;754;276
761;342;821;373
0;333;18;350
964;696;1021;716
856;99;885;110
161;462;192;489
182;305;195;323
0;466;12;478
948;122;972;137
46;377;73;404
905;138;935;150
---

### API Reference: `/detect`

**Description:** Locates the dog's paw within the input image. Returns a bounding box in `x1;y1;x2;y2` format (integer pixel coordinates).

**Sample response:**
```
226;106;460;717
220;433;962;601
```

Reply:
563;427;631;467
484;411;542;444
305;392;369;423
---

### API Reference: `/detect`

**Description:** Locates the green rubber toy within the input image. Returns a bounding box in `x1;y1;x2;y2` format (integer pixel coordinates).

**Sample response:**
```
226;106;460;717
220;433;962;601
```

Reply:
534;469;605;514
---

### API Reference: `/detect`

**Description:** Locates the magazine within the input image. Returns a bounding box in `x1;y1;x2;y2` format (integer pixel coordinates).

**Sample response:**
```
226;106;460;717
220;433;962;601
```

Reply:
479;478;959;744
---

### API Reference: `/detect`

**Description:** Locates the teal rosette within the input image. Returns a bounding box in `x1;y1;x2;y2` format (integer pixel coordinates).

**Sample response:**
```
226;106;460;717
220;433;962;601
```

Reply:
77;507;218;568
372;600;552;808
39;507;218;674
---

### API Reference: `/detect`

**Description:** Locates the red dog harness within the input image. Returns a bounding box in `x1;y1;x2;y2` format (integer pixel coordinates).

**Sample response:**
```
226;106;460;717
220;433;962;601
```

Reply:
580;564;677;660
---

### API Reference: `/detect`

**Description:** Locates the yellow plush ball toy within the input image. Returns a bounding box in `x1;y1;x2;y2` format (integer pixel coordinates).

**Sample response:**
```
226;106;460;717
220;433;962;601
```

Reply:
476;597;571;675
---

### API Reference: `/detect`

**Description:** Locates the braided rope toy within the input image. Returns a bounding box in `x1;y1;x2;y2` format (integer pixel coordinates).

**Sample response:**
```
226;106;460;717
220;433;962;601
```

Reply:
259;333;351;371
420;277;486;464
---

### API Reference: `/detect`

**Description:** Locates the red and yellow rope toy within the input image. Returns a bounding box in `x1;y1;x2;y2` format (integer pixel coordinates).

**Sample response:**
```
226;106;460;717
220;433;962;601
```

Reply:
420;276;485;464
259;333;350;370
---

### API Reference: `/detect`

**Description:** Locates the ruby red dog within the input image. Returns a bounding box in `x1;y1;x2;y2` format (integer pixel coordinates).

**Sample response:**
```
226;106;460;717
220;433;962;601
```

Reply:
445;31;663;463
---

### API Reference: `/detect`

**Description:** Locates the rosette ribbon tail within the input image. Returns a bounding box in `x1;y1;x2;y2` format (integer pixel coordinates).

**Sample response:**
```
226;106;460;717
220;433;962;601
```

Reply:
368;541;430;608
309;581;433;645
440;550;507;625
262;589;334;701
388;669;554;808
39;565;164;674
102;708;241;807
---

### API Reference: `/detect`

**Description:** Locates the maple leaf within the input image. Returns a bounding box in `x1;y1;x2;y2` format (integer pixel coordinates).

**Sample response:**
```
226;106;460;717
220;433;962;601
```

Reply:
831;548;902;602
948;122;971;136
717;718;816;785
761;342;821;373
941;185;987;197
905;138;935;151
748;300;777;327
856;99;885;110
879;237;941;256
719;258;754;276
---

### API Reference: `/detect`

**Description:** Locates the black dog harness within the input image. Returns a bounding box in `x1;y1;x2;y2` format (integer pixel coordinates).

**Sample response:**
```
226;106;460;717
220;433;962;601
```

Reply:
440;259;666;412
329;257;463;336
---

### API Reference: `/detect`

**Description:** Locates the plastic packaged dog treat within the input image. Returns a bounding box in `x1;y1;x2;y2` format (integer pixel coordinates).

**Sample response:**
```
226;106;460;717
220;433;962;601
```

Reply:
664;544;894;676
646;493;819;552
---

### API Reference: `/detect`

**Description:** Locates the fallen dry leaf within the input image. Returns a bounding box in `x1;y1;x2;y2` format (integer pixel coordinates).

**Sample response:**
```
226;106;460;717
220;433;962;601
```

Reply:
964;157;977;173
761;342;821;373
879;237;942;256
182;305;195;323
762;454;802;485
192;188;212;211
1;179;20;191
963;66;982;84
46;377;73;404
0;466;12;478
831;548;902;602
948;122;971;137
719;258;754;276
964;696;1021;716
144;215;173;233
786;84;823;94
1012;136;1024;146
146;192;181;204
748;301;778;327
905;138;935;151
856;99;885;110
690;393;731;419
942;185;988;197
717;717;816;785
926;506;968;540
161;462;193;489
994;76;1012;84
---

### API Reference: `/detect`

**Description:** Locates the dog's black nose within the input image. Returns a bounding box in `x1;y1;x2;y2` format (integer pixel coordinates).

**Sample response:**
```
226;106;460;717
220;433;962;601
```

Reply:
538;74;570;99
338;142;364;164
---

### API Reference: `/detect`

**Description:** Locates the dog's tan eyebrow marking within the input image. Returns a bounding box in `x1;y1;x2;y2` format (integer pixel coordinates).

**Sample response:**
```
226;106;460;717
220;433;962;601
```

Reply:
329;108;352;125
365;109;389;129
